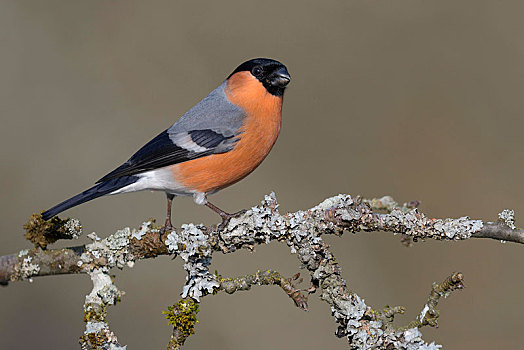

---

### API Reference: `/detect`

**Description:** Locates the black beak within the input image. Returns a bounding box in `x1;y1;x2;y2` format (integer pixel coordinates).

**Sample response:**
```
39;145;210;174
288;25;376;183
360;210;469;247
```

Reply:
269;66;291;88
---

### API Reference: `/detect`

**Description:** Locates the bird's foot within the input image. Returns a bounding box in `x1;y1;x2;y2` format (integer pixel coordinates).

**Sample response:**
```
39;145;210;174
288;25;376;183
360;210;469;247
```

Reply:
205;202;247;232
159;219;175;240
217;209;247;232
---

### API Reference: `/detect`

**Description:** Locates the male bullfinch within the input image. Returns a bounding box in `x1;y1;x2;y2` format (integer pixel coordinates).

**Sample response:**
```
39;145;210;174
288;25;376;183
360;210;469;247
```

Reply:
42;58;291;231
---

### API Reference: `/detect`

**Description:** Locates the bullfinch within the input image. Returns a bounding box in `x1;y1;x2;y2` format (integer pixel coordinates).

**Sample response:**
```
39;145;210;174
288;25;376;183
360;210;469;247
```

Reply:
42;58;291;231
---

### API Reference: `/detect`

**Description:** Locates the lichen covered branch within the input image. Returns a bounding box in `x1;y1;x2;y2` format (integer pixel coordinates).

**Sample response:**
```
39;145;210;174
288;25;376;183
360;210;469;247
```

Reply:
401;272;465;330
79;269;125;349
163;269;308;350
1;193;522;349
164;297;200;350
217;270;309;311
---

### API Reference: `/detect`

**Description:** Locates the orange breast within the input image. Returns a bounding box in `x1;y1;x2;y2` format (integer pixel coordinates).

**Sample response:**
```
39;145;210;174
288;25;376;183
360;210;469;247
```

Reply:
173;71;283;193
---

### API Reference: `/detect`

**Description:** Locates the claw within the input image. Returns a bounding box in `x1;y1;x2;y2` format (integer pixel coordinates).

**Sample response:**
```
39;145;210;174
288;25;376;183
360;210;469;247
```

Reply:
159;222;174;240
206;202;247;232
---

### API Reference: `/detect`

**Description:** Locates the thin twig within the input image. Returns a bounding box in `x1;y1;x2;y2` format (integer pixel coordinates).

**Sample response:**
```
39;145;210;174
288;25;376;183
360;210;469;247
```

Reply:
218;270;309;311
400;272;465;330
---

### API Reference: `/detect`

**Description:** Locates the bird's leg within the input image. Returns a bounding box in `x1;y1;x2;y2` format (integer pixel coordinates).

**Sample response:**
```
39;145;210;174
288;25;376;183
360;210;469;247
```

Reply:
205;201;247;231
165;193;175;229
160;193;175;238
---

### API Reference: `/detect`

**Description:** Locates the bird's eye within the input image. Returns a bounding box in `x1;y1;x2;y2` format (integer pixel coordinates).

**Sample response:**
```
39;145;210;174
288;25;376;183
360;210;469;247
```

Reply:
252;67;263;76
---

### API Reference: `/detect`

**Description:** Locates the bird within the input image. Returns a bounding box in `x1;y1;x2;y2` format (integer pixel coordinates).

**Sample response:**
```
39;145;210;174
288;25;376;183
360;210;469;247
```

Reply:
41;58;291;232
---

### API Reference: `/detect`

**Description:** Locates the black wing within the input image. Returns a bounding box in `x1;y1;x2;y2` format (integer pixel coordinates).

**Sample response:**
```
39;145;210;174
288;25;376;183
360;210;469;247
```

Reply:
97;129;236;183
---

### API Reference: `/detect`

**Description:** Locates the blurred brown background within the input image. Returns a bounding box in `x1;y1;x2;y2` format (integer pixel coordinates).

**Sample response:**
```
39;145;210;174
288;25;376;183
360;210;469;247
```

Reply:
1;0;523;349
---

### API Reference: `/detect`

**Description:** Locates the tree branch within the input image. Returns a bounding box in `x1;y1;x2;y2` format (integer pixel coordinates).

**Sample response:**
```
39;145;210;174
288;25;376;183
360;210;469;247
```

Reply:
217;269;309;311
1;193;521;349
164;269;308;350
400;272;465;330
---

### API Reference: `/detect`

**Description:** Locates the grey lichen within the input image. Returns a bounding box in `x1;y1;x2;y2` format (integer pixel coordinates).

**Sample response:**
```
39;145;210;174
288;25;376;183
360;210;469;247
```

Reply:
15;254;40;280
396;328;441;350
364;195;398;212
81;228;134;271
18;249;29;257
9;249;40;282
315;194;353;211
132;221;157;240
166;224;218;300
220;192;289;247
63;218;83;239
432;216;483;239
81;269;125;349
375;208;483;241
498;209;516;230
85;269;123;307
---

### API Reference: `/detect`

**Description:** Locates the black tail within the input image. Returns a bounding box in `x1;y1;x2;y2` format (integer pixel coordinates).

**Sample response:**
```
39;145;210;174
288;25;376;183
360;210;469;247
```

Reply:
42;176;139;220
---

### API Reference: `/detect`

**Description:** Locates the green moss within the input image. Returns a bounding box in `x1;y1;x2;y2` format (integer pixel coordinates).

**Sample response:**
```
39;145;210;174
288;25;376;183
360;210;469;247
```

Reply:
146;218;161;230
213;270;223;280
79;333;105;348
23;213;79;249
213;270;223;294
163;298;200;338
83;304;107;323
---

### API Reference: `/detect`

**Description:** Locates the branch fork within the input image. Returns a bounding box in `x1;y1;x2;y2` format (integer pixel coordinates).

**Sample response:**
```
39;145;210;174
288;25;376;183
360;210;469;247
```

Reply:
0;193;521;349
